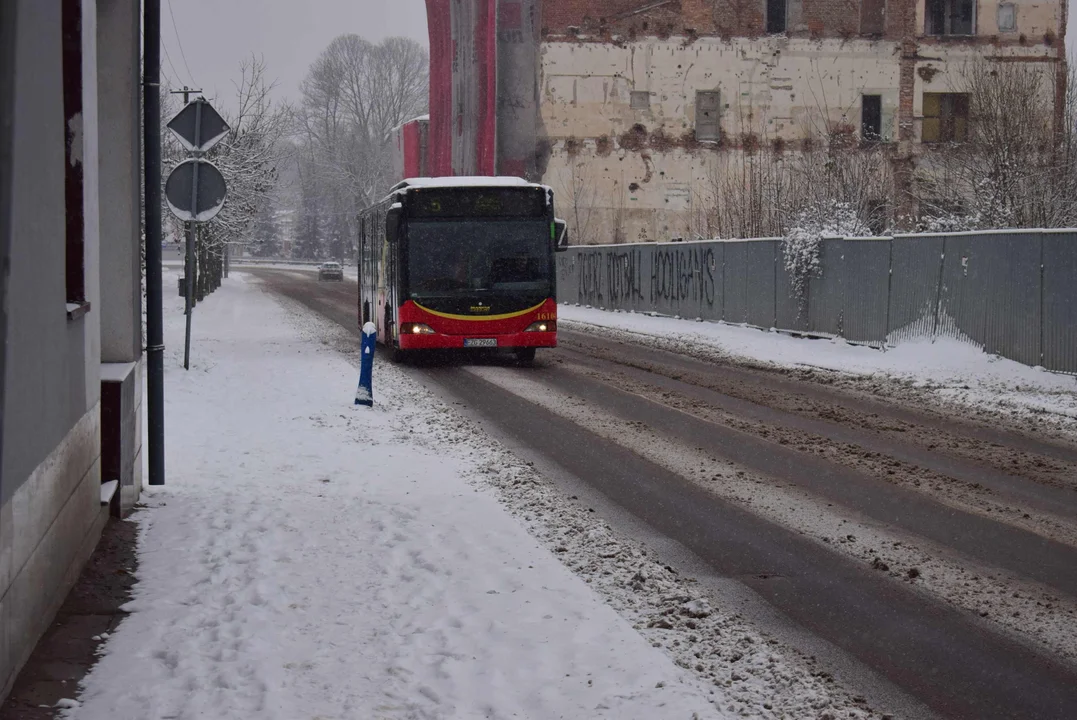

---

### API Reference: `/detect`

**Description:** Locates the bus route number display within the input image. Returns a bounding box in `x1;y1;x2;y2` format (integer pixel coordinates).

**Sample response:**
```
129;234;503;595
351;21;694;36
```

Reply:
409;188;546;219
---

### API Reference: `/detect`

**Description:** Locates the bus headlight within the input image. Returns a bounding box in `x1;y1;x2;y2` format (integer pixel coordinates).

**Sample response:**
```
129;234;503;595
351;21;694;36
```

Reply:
525;321;555;332
401;323;436;335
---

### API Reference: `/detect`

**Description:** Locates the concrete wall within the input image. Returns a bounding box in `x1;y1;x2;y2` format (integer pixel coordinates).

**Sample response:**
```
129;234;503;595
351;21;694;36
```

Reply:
0;0;113;700
95;0;143;514
97;0;141;365
540;38;903;143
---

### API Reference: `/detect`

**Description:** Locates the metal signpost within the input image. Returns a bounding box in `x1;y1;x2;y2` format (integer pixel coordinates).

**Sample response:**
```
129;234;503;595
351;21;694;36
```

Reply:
164;97;229;369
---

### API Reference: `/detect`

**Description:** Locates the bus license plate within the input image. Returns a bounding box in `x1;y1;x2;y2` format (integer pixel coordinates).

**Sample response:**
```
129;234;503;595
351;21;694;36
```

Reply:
464;338;497;348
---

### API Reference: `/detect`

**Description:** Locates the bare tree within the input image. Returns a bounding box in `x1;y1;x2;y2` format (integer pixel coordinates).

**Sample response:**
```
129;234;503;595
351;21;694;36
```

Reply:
911;61;1077;230
553;157;597;245
199;55;293;259
291;35;429;259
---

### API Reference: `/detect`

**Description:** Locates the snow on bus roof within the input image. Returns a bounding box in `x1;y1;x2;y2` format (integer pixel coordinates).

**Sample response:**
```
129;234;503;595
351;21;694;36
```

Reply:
392;176;538;191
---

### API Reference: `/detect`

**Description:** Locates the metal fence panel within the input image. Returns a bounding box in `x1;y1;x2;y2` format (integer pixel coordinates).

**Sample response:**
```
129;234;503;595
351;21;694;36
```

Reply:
1042;231;1077;373
556;249;580;304
808;238;844;336
745;240;777;329
571;248;608;307
935;231;1041;366
937;233;988;348
842;238;891;345
559;229;1074;375
605;244;651;314
888;235;944;343
649;242;719;319
979;232;1042;367
709;241;725;322
723;241;749;324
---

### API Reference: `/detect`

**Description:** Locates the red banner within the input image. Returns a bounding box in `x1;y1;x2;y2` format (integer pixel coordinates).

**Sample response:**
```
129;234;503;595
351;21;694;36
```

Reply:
425;0;453;176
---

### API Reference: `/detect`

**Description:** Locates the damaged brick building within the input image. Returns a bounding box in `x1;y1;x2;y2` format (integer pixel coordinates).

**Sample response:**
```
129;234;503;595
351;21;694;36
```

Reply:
535;0;1069;242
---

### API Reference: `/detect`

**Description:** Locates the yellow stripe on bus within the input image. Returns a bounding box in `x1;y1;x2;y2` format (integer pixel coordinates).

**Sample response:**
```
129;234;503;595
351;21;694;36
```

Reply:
412;301;548;322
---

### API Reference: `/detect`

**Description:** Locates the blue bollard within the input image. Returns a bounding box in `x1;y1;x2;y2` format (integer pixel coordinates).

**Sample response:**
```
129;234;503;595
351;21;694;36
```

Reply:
355;322;376;406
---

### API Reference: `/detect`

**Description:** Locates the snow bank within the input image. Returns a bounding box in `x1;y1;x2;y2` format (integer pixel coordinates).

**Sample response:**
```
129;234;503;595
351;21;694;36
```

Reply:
68;270;721;719
559;305;1077;431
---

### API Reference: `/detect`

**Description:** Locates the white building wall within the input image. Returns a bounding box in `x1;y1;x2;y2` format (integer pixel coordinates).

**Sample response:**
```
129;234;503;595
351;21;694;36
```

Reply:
0;0;118;700
539;34;1061;244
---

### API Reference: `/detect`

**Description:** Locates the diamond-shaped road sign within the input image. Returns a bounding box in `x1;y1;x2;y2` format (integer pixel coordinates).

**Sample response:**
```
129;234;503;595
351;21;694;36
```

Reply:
167;98;230;153
164;158;228;222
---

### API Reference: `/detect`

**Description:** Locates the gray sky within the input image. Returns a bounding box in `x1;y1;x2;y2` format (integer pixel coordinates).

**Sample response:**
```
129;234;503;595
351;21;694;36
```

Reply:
161;0;430;111
166;0;1076;111
1070;1;1076;65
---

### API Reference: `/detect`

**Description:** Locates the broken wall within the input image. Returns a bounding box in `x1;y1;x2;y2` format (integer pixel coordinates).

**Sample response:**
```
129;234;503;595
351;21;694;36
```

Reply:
537;0;1065;244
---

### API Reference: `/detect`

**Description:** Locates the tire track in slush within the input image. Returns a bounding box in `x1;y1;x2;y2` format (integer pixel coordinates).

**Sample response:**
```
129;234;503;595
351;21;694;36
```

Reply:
427;364;1077;720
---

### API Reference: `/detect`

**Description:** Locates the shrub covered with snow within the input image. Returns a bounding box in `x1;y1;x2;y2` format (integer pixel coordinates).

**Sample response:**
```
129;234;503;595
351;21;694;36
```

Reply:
782;201;869;301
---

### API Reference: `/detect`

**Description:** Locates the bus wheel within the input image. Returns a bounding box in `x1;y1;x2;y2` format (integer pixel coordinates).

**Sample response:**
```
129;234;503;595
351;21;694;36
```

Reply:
390;346;408;364
514;348;536;366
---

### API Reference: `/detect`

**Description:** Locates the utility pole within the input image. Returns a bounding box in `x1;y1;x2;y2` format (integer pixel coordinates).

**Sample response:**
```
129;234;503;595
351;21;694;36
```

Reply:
170;85;202;104
0;0;17;485
144;0;165;485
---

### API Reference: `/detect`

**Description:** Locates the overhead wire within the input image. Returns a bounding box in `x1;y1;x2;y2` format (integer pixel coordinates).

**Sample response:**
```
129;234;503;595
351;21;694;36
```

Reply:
165;0;196;88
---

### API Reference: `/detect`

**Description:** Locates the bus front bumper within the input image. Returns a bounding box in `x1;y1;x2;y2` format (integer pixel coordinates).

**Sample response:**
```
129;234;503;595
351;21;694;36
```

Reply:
397;331;557;351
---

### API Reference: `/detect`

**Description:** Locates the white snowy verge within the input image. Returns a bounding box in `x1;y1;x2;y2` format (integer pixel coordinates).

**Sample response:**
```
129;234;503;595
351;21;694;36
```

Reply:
559;305;1077;436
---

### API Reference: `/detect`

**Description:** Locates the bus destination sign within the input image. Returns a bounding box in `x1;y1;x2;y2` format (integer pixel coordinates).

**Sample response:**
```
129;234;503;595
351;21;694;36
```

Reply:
409;188;546;219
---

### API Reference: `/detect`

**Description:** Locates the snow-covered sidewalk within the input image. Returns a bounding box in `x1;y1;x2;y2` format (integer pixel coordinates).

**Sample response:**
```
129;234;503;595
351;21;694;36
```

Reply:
559;305;1077;432
69;273;720;719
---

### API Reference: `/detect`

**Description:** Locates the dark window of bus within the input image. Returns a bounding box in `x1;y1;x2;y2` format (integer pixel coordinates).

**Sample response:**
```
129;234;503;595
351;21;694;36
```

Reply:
408;188;546;219
406;220;552;297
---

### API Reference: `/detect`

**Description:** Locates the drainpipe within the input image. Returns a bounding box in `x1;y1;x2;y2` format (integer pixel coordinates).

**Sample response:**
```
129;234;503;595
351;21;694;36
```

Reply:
0;0;18;487
144;0;165;485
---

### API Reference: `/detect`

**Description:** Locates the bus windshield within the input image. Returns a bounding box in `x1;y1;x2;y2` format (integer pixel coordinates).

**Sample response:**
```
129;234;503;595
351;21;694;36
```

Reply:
406;219;552;297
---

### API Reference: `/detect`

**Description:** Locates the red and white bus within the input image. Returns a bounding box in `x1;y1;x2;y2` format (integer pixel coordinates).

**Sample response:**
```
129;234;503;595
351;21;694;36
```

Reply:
358;177;567;363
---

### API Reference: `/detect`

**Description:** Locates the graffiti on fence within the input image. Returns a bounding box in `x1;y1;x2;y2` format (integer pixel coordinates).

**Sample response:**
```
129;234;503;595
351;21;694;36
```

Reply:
574;249;645;305
607;249;645;303
651;246;716;307
577;251;604;305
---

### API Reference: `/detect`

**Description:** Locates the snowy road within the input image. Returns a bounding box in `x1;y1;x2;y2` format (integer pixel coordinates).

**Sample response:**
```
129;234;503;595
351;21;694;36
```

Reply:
248;267;1077;720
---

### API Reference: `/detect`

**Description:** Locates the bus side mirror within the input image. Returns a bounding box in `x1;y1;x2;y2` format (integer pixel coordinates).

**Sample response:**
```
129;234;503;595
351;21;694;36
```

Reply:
554;218;569;251
386;207;402;245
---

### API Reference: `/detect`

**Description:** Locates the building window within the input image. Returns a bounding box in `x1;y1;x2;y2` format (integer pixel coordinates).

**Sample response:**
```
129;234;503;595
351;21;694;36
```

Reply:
62;0;86;309
861;0;886;34
861;95;882;140
766;0;787;33
925;0;975;35
630;90;651;110
695;90;721;141
997;3;1016;32
922;93;969;143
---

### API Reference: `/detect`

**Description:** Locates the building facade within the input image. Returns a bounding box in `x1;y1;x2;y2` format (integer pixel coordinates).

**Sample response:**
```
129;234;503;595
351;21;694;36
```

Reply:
534;0;1067;242
1;0;144;700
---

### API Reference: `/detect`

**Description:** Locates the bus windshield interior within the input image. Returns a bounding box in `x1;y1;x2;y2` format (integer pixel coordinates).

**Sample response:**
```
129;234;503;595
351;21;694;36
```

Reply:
406;219;552;297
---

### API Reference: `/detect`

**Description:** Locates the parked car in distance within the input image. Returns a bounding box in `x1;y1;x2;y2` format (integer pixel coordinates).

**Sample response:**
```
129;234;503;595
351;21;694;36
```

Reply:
318;261;344;281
